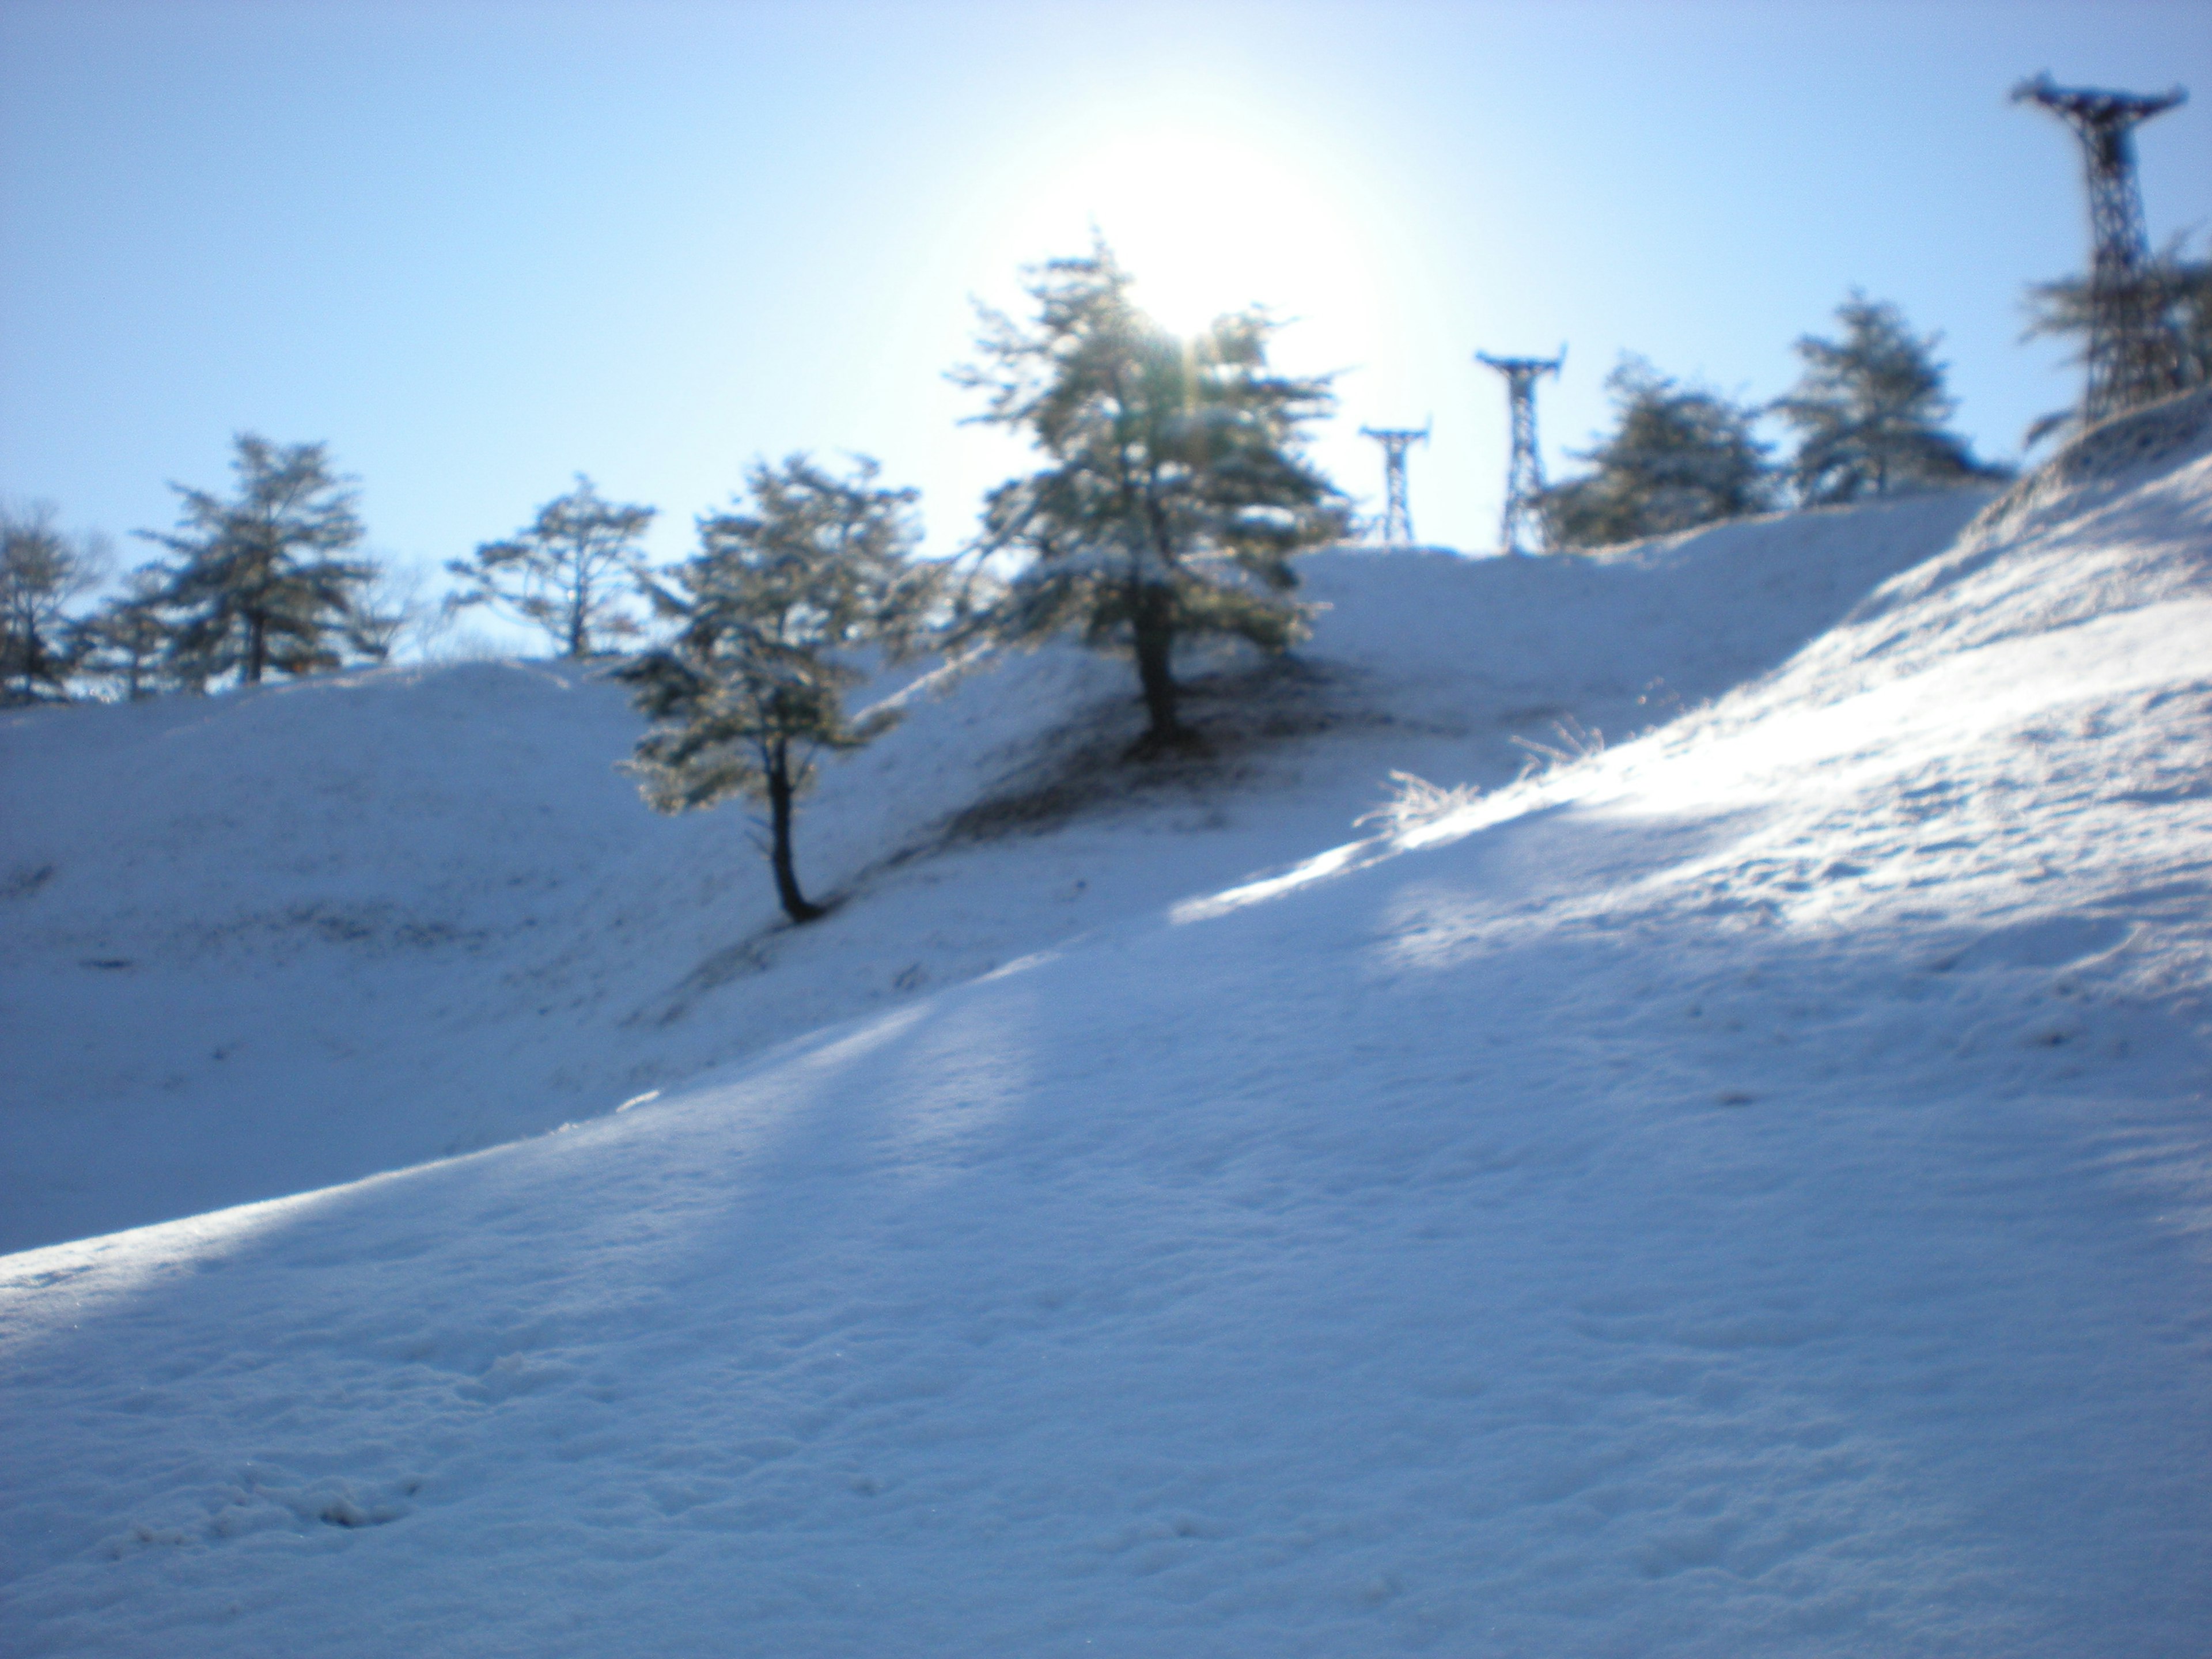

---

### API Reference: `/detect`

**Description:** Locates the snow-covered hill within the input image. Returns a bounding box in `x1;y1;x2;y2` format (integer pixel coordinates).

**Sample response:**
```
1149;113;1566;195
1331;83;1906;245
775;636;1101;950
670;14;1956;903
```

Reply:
3;396;2207;1655
1;486;1986;1254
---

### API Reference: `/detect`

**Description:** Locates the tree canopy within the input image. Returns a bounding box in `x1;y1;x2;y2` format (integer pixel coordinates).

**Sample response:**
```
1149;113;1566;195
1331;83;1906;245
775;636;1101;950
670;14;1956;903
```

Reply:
2021;237;2212;446
1540;358;1778;550
618;454;934;924
69;569;172;703
955;241;1349;752
1776;291;2008;503
137;434;374;688
447;475;654;658
2;500;108;704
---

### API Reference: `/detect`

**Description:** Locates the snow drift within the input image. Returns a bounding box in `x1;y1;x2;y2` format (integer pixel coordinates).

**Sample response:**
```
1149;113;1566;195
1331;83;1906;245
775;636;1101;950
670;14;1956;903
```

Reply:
2;396;2207;1656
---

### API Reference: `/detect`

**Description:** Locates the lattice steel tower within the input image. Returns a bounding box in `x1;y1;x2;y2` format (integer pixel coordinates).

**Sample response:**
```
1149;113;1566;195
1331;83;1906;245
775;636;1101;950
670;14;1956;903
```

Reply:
2013;73;2189;424
1359;424;1429;547
1477;350;1564;555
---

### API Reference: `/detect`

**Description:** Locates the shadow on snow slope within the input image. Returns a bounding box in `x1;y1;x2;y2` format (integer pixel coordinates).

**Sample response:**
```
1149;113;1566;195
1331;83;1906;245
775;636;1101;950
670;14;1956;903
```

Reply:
1;645;2204;1653
0;487;1987;1252
0;406;2206;1652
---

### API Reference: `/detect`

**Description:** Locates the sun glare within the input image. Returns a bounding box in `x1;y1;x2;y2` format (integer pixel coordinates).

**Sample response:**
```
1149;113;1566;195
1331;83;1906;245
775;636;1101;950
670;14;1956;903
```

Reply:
988;111;1382;353
935;90;1440;530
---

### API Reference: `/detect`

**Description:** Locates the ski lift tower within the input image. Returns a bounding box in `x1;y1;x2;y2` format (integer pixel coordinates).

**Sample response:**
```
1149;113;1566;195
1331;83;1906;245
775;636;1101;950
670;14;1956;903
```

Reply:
1477;349;1565;554
2013;73;2188;423
1359;424;1429;547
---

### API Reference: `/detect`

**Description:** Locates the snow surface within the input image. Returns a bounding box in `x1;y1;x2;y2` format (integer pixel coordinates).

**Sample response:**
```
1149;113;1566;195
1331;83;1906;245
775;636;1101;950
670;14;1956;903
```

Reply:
2;402;2207;1654
0;487;1991;1255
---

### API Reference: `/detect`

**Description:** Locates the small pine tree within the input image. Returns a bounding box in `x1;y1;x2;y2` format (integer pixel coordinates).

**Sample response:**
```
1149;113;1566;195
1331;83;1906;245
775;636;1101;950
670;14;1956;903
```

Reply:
70;570;173;702
1540;357;1778;549
1776;291;2008;503
137;434;375;688
2;500;109;704
953;240;1350;753
446;476;653;658
617;455;934;926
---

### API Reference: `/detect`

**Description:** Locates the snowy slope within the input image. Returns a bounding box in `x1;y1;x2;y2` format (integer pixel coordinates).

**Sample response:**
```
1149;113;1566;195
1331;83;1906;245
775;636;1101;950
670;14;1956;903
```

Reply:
3;406;2209;1657
1;487;1986;1253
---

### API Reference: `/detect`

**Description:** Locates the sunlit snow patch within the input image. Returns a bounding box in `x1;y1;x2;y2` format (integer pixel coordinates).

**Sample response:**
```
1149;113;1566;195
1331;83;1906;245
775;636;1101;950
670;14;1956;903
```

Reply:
1173;768;1611;924
0;1164;421;1346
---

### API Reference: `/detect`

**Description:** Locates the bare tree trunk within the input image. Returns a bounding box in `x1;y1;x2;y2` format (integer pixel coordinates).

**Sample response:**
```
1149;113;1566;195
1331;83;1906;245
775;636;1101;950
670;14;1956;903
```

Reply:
765;738;824;924
245;612;267;684
13;625;37;701
1130;580;1187;752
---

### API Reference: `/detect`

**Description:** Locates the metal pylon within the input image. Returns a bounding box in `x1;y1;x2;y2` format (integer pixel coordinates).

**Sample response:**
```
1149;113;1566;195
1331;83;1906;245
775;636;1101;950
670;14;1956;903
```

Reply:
1476;349;1564;555
2014;73;2188;424
1359;424;1429;547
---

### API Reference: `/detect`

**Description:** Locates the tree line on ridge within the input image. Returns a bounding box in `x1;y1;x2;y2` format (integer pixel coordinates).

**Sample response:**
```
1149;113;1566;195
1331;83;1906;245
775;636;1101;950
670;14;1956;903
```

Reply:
11;238;2197;921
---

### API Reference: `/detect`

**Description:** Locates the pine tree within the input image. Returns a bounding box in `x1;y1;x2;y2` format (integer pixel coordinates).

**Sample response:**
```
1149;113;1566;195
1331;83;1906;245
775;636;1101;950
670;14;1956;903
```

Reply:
953;240;1350;753
1777;291;2007;503
2;501;108;703
446;476;653;658
1540;357;1778;550
2021;237;2212;445
137;434;375;688
617;455;934;926
69;570;173;702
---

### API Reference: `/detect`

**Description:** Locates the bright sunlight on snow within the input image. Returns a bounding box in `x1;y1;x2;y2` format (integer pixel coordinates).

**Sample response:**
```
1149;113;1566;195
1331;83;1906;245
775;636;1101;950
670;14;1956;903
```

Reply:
3;394;2209;1655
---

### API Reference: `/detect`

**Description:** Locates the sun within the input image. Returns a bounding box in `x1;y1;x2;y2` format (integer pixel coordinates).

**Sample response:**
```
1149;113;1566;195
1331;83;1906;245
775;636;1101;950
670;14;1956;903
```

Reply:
986;109;1381;349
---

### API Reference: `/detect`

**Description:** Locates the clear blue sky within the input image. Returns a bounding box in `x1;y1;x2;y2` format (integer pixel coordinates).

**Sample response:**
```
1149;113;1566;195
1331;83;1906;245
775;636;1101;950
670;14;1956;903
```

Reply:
3;0;2207;596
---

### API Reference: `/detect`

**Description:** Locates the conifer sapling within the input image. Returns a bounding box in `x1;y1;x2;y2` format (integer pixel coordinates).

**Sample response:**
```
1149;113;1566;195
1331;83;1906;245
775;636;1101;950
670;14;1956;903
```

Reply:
618;455;934;925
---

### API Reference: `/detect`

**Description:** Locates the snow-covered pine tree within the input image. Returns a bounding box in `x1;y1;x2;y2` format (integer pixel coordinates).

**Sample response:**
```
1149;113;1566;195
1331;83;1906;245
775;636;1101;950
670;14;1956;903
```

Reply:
617;455;934;925
1;500;108;703
446;476;653;658
1540;357;1777;550
953;240;1350;753
137;434;375;688
1776;291;2009;503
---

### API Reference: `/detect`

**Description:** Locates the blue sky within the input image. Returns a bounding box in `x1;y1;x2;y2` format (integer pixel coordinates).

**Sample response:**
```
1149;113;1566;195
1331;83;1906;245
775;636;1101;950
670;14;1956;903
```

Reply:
3;0;2207;597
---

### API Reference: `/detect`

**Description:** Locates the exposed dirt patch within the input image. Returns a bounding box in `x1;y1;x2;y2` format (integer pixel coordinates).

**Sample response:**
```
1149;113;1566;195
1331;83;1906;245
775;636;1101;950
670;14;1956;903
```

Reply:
938;654;1375;843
